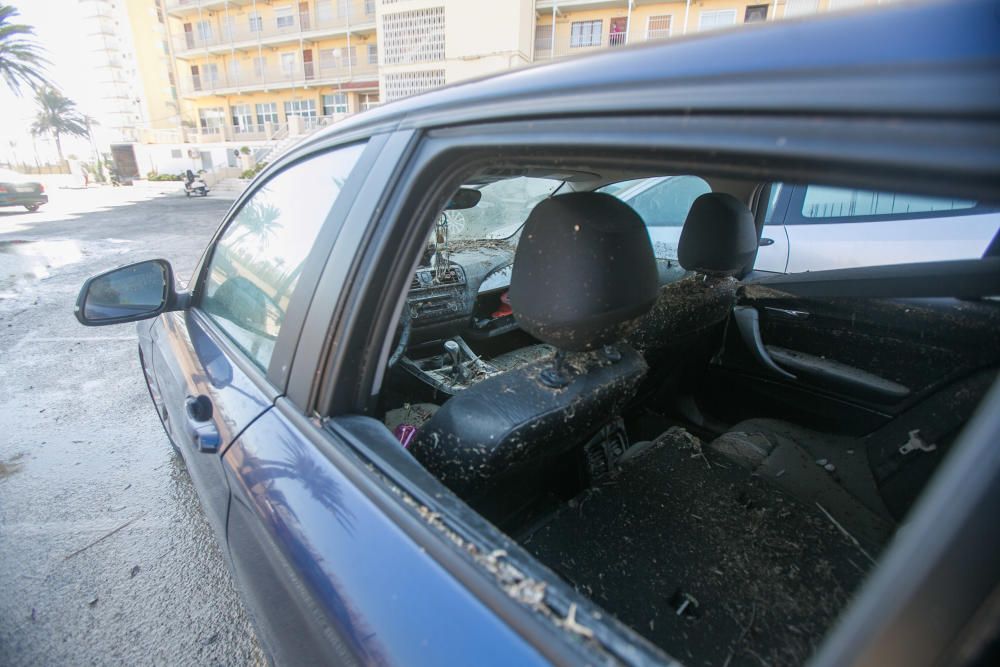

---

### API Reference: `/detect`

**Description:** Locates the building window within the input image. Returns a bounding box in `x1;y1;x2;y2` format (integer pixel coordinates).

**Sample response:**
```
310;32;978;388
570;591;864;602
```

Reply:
570;20;602;48
320;47;356;70
198;107;225;133
367;44;378;65
646;15;672;40
275;5;295;29
382;6;446;65
196;20;212;43
360;93;379;110
205;63;220;86
232;104;254;132
255;102;279;125
745;4;769;23
384;69;445;102
534;24;552;54
364;0;375;15
322;92;348;115
280;53;297;77
698;9;737;31
284;99;317;118
828;0;864;9
317;0;334;22
784;0;820;17
253;56;266;78
249;13;263;32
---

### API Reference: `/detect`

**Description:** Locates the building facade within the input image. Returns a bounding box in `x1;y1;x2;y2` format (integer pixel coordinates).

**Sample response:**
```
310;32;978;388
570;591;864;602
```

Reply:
120;0;893;175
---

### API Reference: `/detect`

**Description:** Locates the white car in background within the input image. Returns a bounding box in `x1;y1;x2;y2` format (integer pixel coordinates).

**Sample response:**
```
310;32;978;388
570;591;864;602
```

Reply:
604;176;1000;273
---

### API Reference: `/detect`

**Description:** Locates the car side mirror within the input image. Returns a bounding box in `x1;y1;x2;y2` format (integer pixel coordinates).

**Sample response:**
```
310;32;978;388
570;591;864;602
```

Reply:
75;259;182;326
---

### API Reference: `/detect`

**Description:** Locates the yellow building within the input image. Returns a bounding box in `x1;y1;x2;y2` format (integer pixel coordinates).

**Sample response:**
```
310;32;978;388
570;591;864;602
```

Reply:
163;0;379;145
120;0;892;174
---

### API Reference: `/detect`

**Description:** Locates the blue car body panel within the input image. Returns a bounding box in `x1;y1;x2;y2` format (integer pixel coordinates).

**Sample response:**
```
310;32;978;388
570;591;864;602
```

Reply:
223;404;549;666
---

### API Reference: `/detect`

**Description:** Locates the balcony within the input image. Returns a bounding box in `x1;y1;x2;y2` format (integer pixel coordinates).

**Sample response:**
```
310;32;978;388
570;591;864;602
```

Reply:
165;0;250;18
534;22;673;60
172;2;376;57
179;61;378;98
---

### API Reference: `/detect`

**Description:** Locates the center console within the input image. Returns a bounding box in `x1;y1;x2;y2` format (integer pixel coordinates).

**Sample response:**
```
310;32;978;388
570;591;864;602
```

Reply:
399;336;504;395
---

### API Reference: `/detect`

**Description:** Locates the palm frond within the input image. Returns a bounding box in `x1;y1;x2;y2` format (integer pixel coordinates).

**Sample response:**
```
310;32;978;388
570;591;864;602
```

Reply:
0;3;51;95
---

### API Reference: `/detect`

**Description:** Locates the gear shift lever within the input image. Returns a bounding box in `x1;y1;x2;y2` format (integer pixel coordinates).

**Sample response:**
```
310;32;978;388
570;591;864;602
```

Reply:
443;340;467;383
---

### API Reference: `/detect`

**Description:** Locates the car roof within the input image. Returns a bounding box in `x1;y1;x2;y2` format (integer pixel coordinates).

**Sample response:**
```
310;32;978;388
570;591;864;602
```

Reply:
302;0;999;146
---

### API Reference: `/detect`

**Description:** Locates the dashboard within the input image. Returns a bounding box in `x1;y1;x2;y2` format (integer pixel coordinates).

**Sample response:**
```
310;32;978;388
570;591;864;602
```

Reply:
405;245;517;343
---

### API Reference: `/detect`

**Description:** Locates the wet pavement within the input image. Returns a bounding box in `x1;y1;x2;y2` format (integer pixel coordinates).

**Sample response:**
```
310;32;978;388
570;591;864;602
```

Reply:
0;184;265;665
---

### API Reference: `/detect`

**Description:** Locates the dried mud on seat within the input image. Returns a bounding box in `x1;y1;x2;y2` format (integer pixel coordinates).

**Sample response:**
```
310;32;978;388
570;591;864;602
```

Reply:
521;428;881;666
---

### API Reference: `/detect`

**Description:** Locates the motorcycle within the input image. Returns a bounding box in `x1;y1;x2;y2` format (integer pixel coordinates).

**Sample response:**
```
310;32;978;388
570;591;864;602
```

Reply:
184;174;209;197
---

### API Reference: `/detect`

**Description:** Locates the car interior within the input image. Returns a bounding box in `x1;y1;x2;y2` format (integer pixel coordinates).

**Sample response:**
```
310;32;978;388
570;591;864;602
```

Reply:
372;164;1000;665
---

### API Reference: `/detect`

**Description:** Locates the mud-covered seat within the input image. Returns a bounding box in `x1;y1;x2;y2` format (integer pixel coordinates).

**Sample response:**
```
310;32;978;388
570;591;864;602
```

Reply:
410;193;659;523
628;193;758;359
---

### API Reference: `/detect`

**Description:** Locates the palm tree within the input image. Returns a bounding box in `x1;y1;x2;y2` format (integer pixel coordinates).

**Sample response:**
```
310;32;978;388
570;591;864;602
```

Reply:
0;4;49;95
30;87;89;164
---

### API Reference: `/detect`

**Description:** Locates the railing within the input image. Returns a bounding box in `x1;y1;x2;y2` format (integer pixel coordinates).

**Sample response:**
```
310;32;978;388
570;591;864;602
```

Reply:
180;61;378;97
164;0;238;13
534;26;673;60
172;1;375;54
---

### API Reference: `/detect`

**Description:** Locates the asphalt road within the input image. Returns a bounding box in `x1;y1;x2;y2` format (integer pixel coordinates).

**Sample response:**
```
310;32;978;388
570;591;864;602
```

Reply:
0;183;266;665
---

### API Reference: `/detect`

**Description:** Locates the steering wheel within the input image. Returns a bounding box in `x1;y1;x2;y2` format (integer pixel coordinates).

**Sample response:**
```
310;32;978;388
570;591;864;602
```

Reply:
387;302;411;369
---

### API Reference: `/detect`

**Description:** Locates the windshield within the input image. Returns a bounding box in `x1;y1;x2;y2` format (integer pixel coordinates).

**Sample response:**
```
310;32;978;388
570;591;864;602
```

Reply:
442;177;562;241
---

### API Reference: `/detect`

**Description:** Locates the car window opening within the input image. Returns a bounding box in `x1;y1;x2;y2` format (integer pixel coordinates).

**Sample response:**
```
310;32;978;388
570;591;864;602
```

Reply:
362;162;999;666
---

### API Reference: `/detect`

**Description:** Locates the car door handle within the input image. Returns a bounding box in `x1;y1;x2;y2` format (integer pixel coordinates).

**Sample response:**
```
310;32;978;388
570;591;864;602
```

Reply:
732;306;796;380
758;237;775;247
185;395;221;453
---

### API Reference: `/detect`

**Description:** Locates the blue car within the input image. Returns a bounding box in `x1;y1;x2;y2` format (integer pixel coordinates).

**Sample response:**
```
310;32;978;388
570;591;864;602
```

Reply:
75;2;1000;665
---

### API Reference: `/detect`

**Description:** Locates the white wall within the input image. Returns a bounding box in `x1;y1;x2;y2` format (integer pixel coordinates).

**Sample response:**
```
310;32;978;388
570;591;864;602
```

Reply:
134;142;266;177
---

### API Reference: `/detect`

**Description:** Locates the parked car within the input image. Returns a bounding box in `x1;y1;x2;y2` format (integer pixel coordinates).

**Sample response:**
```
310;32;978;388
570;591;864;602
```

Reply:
74;2;1000;666
601;177;1000;273
0;169;47;212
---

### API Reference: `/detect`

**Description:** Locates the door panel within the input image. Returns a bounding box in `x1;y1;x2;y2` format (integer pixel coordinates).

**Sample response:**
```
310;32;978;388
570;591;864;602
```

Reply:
754;223;789;273
150;311;276;534
785;214;1000;273
707;286;1000;437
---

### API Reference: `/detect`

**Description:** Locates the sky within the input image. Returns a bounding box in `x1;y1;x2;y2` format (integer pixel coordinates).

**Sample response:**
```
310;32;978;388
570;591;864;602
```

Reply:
0;0;98;164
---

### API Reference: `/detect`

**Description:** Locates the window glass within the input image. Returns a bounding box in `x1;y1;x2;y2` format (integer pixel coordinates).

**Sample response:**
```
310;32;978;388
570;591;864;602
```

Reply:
764;183;783;223
699;9;736;30
599;176;711;260
570;20;602;47
322;93;348;115
801;185;976;219
255;102;278;125
201;143;366;370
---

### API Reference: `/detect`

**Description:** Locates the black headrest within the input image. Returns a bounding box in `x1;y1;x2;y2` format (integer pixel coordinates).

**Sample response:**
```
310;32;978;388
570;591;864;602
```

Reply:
509;192;659;352
678;193;758;276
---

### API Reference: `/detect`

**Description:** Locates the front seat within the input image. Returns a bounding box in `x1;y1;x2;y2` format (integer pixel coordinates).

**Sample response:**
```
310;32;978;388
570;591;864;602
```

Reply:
628;192;758;361
409;192;659;524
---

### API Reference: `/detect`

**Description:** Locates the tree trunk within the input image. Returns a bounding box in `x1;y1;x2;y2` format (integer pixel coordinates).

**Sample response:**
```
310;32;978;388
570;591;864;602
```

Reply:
54;132;64;165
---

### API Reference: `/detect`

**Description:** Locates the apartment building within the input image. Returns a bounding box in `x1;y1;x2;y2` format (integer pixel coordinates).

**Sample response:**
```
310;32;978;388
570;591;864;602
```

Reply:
80;0;180;144
533;0;888;59
125;0;891;175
